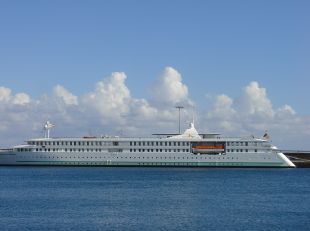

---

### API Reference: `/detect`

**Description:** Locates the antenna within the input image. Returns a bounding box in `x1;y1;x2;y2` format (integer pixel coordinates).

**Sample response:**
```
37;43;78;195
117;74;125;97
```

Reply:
191;106;197;127
175;106;184;134
44;121;55;138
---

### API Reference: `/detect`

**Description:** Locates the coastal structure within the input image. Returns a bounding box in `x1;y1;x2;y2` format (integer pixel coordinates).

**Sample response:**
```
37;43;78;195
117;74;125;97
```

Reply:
0;121;295;167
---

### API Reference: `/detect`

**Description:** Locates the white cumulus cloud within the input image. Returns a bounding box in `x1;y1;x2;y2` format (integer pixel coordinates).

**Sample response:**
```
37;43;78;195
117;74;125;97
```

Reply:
0;87;11;102
81;72;131;122
208;94;236;120
12;93;31;105
235;81;274;118
276;105;296;119
152;67;191;106
54;85;78;106
0;86;30;105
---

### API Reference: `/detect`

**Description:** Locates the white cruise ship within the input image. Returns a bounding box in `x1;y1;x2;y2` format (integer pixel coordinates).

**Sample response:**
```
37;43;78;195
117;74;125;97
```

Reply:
0;121;295;167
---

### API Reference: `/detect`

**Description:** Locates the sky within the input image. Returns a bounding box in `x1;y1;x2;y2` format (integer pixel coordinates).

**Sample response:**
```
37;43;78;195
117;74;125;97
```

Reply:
0;1;309;149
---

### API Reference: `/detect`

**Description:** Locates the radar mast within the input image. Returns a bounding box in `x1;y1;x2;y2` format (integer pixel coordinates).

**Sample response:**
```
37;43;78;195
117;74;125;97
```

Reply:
44;121;55;138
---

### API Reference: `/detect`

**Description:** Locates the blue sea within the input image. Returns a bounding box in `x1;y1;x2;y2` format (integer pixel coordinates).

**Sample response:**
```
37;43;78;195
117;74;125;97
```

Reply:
0;167;309;231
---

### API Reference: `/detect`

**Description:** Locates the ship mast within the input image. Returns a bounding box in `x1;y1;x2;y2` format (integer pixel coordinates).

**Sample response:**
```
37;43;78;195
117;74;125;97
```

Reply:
175;106;184;134
44;121;55;138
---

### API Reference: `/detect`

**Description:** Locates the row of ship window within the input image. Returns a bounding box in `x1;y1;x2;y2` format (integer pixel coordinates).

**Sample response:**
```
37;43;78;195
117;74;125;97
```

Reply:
27;141;191;147
129;141;190;146
18;155;244;160
227;141;269;147
17;148;258;153
130;149;189;153
226;149;257;153
227;141;249;146
17;148;187;153
27;141;119;146
27;140;266;148
17;148;120;152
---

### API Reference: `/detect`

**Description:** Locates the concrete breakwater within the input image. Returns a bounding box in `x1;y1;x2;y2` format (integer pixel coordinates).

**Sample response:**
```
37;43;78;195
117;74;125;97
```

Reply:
284;152;310;168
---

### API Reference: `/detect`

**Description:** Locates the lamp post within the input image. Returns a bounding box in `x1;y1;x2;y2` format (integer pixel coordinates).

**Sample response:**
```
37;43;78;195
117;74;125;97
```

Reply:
175;106;184;134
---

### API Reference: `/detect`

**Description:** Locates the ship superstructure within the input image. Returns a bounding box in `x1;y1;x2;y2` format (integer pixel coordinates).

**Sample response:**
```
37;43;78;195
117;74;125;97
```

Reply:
0;122;295;167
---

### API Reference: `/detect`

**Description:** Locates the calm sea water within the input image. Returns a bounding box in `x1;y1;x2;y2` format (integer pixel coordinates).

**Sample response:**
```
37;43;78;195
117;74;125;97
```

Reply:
0;167;309;231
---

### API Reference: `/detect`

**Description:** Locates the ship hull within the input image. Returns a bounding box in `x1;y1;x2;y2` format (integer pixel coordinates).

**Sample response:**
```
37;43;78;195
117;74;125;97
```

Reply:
0;151;295;167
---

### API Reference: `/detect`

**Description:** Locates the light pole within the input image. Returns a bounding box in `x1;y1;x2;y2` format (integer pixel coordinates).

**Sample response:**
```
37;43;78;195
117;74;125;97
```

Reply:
175;106;184;134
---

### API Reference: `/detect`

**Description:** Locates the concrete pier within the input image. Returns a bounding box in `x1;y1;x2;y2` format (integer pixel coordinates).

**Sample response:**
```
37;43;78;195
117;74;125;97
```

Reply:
284;152;310;168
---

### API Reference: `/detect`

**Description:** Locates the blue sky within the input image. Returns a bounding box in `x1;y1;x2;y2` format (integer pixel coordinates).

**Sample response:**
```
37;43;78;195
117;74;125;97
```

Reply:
0;1;309;148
